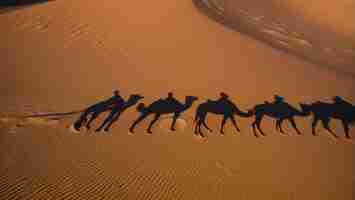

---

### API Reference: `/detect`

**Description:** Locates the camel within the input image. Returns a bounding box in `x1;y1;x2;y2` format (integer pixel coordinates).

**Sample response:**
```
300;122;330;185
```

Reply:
129;96;198;133
94;94;144;132
249;102;310;137
73;94;143;131
194;99;252;137
300;102;355;139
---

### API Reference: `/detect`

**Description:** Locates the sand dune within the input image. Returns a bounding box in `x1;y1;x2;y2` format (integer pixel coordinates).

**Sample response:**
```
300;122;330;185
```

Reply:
1;0;355;199
195;0;355;75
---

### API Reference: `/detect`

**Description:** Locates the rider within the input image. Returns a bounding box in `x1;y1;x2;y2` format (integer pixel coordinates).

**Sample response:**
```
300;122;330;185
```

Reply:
73;90;124;131
165;92;180;105
217;92;233;107
272;94;285;105
104;90;125;108
218;92;229;101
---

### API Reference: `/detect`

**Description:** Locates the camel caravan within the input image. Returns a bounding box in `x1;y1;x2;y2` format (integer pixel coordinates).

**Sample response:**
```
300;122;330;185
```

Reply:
73;90;355;139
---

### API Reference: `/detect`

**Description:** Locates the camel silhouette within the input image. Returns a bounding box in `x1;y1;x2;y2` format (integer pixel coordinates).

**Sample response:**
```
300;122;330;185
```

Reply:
300;101;355;139
249;100;309;137
73;91;135;131
129;95;198;133
95;94;144;132
194;97;252;137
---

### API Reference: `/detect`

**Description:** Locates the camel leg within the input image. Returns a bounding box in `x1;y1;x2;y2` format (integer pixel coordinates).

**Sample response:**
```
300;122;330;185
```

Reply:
147;114;161;134
289;117;302;135
256;121;266;136
341;120;351;139
129;113;149;133
103;110;123;132
276;119;285;134
252;121;258;137
253;114;265;136
229;115;241;133
252;114;263;137
312;116;320;136
275;120;280;132
73;111;90;131
95;109;119;132
86;112;100;130
202;120;212;132
199;112;212;132
198;119;203;135
170;112;181;131
197;119;205;137
321;118;338;139
194;120;199;135
220;115;228;134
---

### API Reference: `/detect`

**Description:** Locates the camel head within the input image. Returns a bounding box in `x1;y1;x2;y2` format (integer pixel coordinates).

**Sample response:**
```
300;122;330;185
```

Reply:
186;96;198;103
299;103;312;116
183;96;198;108
126;94;144;106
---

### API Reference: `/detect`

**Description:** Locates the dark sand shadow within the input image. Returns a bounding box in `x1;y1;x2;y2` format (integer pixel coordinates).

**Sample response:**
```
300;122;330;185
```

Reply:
194;92;251;137
129;93;198;134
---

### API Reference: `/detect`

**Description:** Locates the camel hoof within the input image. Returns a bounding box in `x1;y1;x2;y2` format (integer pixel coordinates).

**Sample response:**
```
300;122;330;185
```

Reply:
73;123;81;131
74;126;81;132
171;128;176;131
147;130;153;134
103;128;109;132
95;128;101;132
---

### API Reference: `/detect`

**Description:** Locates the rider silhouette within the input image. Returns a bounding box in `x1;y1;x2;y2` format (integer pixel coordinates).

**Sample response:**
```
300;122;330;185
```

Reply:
218;92;229;101
105;90;124;108
272;95;284;104
165;92;180;105
73;90;124;131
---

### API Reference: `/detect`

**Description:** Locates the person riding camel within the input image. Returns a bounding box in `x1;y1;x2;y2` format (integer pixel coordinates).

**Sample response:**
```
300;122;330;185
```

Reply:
73;90;124;131
218;92;229;101
165;92;180;105
272;95;285;105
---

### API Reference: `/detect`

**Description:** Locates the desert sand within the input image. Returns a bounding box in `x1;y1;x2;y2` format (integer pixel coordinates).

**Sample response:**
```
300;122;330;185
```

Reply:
0;0;354;199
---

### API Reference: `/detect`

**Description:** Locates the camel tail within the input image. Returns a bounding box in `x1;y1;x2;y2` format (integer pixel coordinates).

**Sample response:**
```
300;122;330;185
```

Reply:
136;103;147;113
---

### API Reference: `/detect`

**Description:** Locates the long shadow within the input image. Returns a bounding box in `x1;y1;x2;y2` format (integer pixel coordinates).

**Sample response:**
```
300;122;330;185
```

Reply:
300;96;355;139
21;110;83;118
73;91;144;132
194;92;251;137
248;95;310;137
129;92;198;134
0;0;54;15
